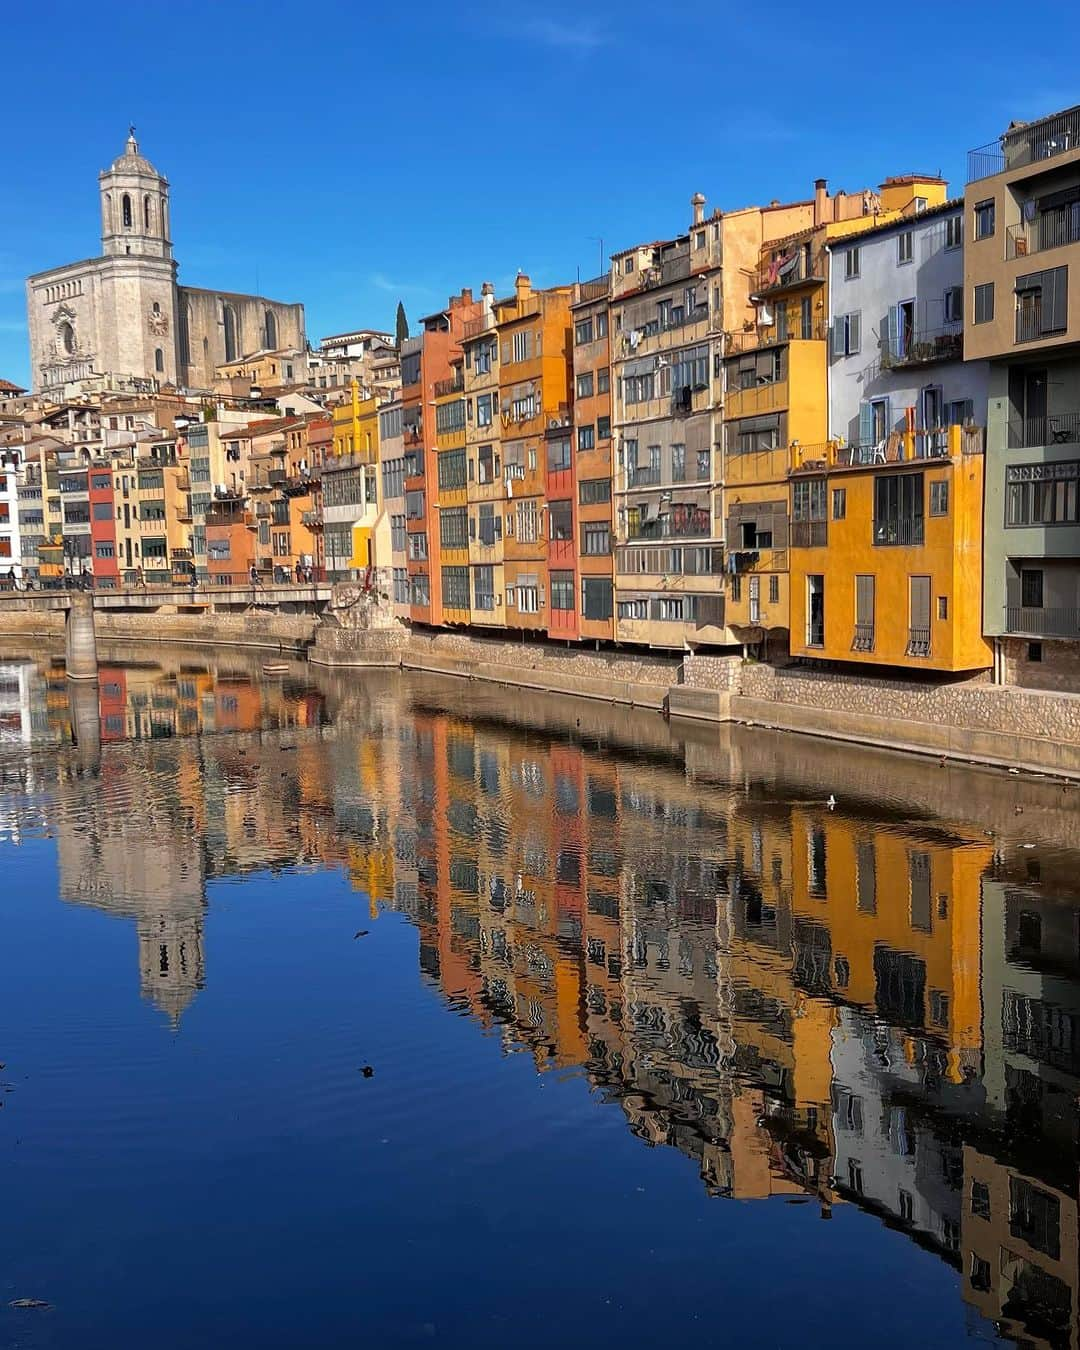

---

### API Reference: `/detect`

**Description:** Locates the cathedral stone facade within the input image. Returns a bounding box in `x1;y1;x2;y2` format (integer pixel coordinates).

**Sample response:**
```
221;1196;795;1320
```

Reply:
26;132;305;395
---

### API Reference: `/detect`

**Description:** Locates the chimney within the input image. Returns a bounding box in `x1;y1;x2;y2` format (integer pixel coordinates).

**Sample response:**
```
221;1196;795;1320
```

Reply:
832;190;847;223
481;281;495;331
515;272;532;303
814;178;828;227
691;192;706;226
461;287;473;304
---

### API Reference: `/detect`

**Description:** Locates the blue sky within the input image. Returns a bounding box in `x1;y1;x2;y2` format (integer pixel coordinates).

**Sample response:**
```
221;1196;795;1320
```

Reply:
3;0;1077;387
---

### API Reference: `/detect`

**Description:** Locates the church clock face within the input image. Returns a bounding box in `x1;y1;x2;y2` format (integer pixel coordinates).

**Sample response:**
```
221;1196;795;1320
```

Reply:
148;303;169;337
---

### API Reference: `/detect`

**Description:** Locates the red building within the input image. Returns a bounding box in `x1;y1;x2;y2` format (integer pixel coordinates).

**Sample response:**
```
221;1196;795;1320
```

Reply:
89;464;119;586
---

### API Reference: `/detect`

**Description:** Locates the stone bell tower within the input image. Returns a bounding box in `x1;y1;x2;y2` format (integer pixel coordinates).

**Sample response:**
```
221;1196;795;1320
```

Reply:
92;128;180;384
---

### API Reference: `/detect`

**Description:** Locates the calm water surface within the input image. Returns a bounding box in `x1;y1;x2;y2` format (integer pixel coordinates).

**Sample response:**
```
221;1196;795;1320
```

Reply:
0;644;1077;1349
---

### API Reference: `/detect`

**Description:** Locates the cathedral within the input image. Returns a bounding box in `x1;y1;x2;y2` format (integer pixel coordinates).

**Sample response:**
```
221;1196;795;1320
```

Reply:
25;131;305;395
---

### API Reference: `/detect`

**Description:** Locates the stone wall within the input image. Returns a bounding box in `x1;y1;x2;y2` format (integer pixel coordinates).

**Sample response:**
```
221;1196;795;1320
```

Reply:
1000;636;1080;694
0;608;316;653
728;661;1080;778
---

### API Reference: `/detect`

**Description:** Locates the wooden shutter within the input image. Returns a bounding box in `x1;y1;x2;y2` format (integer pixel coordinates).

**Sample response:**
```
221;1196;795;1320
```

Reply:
909;574;931;630
858;401;874;446
830;318;846;359
848;312;860;354
855;574;875;627
1045;266;1069;333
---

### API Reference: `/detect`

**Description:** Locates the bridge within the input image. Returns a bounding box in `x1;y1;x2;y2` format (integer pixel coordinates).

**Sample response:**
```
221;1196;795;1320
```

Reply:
0;583;335;679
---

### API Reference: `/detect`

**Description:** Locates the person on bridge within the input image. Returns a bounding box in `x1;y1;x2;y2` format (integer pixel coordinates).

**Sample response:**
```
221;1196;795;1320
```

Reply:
249;565;259;587
295;560;304;584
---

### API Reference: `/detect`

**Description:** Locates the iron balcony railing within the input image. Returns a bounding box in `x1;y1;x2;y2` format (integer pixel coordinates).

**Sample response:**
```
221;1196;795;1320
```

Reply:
882;326;963;370
874;516;925;547
1007;412;1080;448
790;520;827;548
969;107;1080;182
1007;202;1080;259
752;247;825;296
851;623;875;653
625;511;711;542
906;627;932;657
627;465;661;487
1005;606;1080;638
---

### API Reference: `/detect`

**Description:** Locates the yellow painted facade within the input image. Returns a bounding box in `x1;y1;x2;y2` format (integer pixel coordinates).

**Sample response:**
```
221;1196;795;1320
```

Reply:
788;426;993;672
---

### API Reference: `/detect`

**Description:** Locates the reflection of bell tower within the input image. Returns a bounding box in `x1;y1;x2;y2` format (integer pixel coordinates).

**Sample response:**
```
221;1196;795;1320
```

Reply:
99;129;172;260
136;909;205;1027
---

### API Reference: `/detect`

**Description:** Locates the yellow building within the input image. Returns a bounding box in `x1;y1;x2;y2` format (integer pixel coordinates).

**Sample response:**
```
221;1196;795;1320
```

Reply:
788;425;993;672
326;380;385;574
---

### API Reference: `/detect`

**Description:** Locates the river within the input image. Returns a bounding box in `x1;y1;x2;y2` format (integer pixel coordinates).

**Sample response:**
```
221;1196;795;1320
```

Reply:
0;642;1076;1348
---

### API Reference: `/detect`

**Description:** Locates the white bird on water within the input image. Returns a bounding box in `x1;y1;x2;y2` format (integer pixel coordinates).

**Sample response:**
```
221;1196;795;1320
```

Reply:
827;795;837;810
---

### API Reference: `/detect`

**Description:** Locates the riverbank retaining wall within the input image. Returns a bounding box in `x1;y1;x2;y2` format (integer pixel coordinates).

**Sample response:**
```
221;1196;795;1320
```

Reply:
0;608;316;652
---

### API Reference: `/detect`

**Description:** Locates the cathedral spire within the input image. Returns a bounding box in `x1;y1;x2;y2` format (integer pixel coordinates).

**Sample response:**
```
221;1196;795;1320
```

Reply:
126;124;138;155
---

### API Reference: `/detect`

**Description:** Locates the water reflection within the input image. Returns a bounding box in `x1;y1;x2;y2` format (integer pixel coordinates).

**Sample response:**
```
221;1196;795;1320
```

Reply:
0;645;1077;1348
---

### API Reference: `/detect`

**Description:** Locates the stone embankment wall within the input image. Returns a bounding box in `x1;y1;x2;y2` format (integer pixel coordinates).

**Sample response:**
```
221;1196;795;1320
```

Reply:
676;655;1080;778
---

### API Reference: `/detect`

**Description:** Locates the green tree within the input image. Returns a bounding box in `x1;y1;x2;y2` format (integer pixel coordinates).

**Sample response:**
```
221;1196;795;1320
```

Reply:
395;302;408;346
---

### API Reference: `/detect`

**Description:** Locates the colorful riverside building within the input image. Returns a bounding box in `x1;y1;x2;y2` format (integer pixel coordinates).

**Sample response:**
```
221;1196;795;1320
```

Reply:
497;275;575;635
434;357;470;624
570;277;615;639
325;384;381;580
401;288;483;626
722;175;949;656
461;284;505;629
784;190;994;672
965;101;1080;692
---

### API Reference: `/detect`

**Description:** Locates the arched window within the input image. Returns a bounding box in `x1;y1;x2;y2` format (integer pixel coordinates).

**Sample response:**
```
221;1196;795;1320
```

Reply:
60;322;75;355
122;194;132;228
223;304;237;363
155;348;164;373
264;309;277;350
152;302;161;316
144;196;151;231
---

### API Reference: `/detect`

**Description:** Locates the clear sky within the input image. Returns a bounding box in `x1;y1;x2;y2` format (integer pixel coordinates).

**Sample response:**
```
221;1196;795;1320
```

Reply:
3;0;1078;387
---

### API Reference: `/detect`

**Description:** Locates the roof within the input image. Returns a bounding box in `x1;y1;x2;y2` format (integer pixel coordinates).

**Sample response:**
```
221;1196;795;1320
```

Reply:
220;414;311;441
881;173;948;186
824;197;962;248
104;131;160;179
0;379;26;394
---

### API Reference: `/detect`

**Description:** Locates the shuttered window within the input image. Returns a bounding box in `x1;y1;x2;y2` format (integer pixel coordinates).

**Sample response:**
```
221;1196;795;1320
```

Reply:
1016;266;1069;340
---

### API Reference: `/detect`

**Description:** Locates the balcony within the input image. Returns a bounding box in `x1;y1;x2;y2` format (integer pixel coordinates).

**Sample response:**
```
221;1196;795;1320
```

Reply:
851;623;875;653
1008;203;1080;259
627;465;661;488
968;107;1080;182
906;627;932;657
881;325;963;370
434;375;465;397
301;509;323;529
625;505;711;542
1008;412;1080;448
1005;606;1080;638
728;546;789;574
790;520;827;548
751;247;824;297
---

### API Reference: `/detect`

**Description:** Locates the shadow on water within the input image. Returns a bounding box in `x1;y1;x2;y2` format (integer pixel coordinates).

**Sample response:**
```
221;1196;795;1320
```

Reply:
0;639;1077;1348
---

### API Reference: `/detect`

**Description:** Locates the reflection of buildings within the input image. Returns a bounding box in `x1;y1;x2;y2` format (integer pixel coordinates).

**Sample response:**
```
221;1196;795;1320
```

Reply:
2;655;1078;1347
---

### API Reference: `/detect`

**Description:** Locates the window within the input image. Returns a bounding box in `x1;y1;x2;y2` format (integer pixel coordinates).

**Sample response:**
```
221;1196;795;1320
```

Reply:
154;348;164;372
897;230;913;264
596;312;608;338
625;256;635;274
945;214;963;249
476;393;494;427
574;317;594;346
581;521;611;555
405;489;425;520
391;514;407;553
410;573;430;607
437;449;467;490
944;287;963;323
832;488;846;520
550;570;574;610
596;415;611;440
473;339;496;374
472;564;495;610
517;578;540;612
516;498;539;543
1016;266;1069;341
476;502;501;546
769;575;779;604
511;329;532;363
579;477;610;506
669;443;686;481
441;565;470;610
831;312;861;357
969;1257;991;1294
874;473;924;546
435;400;466;435
582;576;612;620
792;478;827;522
845;247;860;278
624;371;655;404
511;392;536;421
549;500;573;541
1021;567;1044;609
95;542;115;559
122;193;132;228
930;481;949;515
576;371;594;398
730;575;741;602
92;501;113;521
937;595;948;620
1006;460;1080;526
974;198;995;239
1010;1177;1060;1260
806;574;825;646
407;532;428;561
272;530;291;555
974;282;994;324
597;367;610;395
1028;640;1043;662
970;1181;991;1221
577;424;595;452
439;506;468;549
548;438;572;471
697;448;711;479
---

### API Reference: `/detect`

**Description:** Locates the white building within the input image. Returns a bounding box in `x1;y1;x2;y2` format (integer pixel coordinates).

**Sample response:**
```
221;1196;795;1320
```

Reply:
0;444;23;579
828;202;988;453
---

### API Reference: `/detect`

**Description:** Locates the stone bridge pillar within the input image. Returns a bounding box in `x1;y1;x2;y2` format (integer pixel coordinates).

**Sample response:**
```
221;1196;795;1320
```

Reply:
65;592;99;680
68;679;102;772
